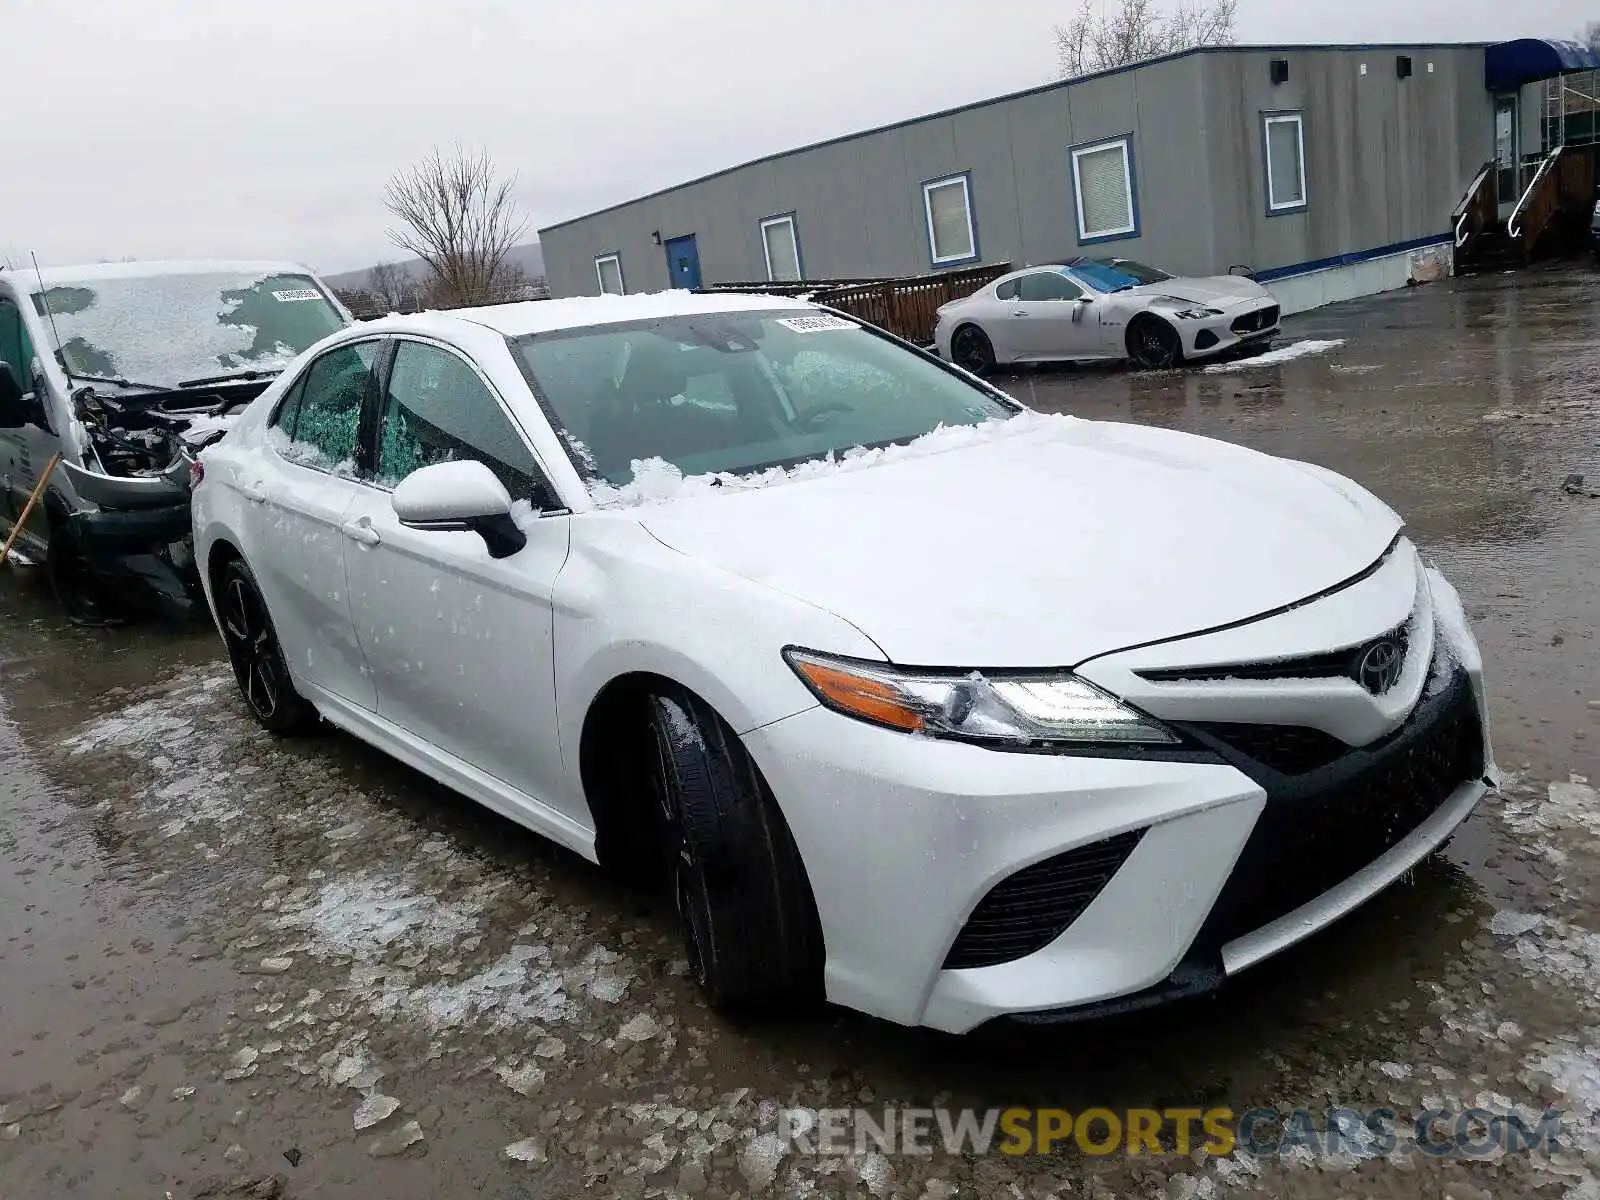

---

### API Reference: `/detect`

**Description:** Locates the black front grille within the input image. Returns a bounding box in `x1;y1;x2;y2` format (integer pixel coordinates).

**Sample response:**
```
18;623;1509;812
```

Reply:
1191;723;1351;775
1138;624;1410;692
1231;304;1281;335
944;829;1145;970
1184;670;1483;952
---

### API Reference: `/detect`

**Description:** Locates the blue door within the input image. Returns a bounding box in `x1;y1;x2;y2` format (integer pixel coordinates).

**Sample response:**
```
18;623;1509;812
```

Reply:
663;235;702;290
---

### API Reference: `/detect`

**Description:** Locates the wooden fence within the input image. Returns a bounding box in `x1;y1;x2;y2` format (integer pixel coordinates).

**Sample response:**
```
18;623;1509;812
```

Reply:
704;262;1012;345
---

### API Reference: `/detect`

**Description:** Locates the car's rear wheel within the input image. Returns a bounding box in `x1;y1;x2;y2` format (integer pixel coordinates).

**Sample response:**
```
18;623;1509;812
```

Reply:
1128;316;1183;370
951;325;996;376
218;558;317;734
47;525;124;627
647;688;824;1013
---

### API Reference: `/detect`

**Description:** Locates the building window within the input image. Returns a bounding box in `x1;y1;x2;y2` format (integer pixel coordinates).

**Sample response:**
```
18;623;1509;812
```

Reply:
760;213;803;282
595;253;625;295
921;173;979;266
1070;135;1139;244
1264;112;1308;214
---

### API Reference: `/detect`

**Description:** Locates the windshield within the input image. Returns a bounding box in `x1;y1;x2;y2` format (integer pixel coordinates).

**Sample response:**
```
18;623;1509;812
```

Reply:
31;270;347;388
1094;258;1171;286
1068;261;1144;292
512;310;1015;485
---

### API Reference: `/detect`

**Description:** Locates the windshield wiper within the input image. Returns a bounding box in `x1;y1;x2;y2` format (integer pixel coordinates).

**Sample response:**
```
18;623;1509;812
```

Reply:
67;372;171;391
178;367;283;388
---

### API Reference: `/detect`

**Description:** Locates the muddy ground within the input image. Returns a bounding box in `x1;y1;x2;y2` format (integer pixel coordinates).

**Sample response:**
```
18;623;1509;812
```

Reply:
1;264;1598;1199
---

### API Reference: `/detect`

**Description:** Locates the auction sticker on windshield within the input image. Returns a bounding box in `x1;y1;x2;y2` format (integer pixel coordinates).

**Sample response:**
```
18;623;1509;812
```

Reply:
776;314;855;333
272;289;324;302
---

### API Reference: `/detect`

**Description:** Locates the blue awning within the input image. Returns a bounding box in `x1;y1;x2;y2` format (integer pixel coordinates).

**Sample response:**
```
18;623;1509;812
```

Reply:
1486;38;1600;91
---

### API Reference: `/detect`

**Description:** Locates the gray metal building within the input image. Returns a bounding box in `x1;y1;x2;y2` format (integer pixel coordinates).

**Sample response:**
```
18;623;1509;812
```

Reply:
540;41;1596;314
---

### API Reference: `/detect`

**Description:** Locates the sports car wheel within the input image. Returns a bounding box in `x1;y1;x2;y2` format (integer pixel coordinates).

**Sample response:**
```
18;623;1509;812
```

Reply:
648;688;823;1013
1128;316;1183;370
219;558;317;734
951;325;996;376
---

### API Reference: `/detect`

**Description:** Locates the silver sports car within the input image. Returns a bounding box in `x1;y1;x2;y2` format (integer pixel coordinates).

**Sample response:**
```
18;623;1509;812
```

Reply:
933;257;1281;373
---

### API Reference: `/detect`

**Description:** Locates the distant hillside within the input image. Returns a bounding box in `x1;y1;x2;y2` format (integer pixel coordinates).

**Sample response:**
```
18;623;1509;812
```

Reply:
323;241;545;290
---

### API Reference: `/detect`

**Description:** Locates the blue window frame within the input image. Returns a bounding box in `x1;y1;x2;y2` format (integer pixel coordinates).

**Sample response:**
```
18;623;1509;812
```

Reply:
921;171;981;268
1068;134;1141;246
1263;111;1309;216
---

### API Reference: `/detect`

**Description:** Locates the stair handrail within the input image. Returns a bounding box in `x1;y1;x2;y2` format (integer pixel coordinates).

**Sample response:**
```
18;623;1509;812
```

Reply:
1508;144;1565;240
1453;161;1495;248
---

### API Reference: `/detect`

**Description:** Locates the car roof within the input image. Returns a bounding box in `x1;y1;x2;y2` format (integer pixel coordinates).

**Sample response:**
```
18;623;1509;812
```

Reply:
355;289;820;340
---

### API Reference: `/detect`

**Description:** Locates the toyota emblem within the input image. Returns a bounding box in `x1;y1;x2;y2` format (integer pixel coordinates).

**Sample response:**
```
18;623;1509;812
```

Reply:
1356;639;1405;694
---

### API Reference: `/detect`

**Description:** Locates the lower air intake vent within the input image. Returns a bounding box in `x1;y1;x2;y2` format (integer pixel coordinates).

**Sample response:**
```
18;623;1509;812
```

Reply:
1190;723;1351;775
943;829;1145;970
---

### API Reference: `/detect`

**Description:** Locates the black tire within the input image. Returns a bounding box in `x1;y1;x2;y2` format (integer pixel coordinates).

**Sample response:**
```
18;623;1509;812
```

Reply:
217;558;317;735
1128;315;1183;370
647;688;824;1013
950;324;996;376
46;525;125;627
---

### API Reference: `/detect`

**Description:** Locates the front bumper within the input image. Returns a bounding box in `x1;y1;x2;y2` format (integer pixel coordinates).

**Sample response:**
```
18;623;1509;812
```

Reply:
1182;300;1281;360
744;563;1492;1033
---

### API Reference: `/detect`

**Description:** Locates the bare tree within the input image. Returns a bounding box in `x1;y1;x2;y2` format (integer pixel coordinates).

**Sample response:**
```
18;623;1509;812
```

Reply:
1056;0;1236;79
384;145;531;309
366;260;416;313
1585;22;1600;53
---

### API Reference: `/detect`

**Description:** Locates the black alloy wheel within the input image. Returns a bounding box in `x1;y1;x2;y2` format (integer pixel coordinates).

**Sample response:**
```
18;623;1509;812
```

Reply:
219;559;316;734
951;325;997;375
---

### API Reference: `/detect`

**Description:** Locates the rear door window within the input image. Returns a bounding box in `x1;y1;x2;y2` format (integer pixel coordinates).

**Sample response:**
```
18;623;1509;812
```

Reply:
267;341;378;472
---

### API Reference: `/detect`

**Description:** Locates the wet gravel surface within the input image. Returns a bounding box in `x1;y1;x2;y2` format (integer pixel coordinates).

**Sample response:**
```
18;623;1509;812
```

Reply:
2;264;1599;1199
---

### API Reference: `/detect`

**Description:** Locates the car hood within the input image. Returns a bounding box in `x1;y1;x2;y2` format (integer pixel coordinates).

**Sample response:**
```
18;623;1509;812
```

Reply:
1132;276;1271;307
633;418;1402;667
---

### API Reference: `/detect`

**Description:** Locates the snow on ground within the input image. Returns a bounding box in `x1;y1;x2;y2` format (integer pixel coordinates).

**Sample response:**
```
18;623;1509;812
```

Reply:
1204;339;1345;374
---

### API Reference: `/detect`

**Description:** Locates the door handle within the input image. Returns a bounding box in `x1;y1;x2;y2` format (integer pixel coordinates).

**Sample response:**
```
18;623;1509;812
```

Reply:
242;483;267;504
1012;310;1029;318
341;518;381;547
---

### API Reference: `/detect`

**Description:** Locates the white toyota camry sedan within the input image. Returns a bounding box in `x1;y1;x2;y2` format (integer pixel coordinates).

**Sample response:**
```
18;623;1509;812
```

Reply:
192;291;1495;1033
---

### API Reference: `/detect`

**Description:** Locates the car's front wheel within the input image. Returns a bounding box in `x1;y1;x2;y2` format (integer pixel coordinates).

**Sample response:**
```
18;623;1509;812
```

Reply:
218;558;317;734
1128;315;1183;370
648;688;824;1013
950;325;996;376
47;525;124;627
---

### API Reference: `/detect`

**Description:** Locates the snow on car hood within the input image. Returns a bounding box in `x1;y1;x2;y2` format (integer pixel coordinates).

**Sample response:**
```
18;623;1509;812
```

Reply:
1133;276;1271;307
632;416;1401;667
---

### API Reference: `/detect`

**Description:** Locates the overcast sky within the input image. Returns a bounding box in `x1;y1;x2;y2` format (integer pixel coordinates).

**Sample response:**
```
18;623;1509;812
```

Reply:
5;0;1594;275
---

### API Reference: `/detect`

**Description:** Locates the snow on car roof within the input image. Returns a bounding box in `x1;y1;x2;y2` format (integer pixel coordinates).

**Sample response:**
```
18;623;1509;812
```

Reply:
443;290;817;337
19;260;320;291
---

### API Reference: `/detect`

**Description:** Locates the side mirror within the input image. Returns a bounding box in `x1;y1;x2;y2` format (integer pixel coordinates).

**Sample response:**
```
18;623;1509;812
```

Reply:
392;460;527;559
0;360;29;427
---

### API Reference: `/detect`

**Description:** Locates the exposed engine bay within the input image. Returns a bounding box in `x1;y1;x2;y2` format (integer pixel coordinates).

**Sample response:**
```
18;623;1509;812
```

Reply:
64;379;274;507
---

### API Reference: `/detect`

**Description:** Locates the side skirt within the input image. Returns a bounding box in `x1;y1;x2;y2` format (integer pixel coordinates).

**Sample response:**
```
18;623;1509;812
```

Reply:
307;687;599;863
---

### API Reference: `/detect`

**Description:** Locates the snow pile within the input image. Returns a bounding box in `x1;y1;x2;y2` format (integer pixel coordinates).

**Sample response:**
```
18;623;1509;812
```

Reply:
1204;339;1345;373
264;426;356;477
587;408;1075;509
179;411;242;444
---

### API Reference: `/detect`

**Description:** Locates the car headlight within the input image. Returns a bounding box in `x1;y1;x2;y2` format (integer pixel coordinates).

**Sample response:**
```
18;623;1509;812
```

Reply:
783;648;1178;747
1172;307;1225;320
